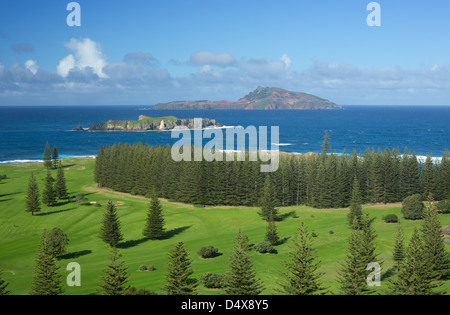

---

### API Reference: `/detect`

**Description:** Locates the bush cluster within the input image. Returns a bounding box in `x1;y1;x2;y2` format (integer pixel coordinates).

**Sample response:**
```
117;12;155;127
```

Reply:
200;273;224;289
197;246;219;259
254;241;275;254
401;194;424;220
382;214;399;223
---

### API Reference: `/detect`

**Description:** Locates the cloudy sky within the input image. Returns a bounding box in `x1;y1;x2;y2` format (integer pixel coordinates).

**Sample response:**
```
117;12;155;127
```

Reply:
1;0;450;106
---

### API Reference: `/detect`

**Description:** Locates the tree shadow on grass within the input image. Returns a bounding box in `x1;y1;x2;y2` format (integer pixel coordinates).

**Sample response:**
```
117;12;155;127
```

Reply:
275;211;295;222
381;266;396;281
35;207;76;216
0;192;20;198
117;237;149;249
61;164;76;169
161;226;192;240
59;250;92;260
273;236;290;246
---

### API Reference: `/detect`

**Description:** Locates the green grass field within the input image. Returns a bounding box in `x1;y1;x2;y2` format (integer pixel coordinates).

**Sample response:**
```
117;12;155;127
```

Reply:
0;157;449;295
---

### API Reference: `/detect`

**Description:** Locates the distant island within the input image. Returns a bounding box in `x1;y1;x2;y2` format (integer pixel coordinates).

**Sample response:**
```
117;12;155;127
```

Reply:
73;115;223;132
152;86;341;110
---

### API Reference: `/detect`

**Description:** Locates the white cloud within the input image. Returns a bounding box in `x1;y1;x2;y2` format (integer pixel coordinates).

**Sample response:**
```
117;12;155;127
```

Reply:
280;54;292;70
57;38;108;78
57;54;76;78
25;60;38;75
240;55;291;79
190;51;236;67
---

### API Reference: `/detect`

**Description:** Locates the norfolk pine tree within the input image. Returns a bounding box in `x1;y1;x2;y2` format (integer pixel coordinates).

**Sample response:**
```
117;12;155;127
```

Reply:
392;221;405;280
390;227;434;295
55;161;68;200
52;145;59;169
265;219;279;245
224;230;264;295
421;194;450;281
258;175;279;221
97;247;129;295
279;222;325;295
30;229;63;295
43;141;52;170
164;241;198;295
143;194;165;240
42;171;56;207
347;177;363;228
99;200;123;247
25;172;41;216
337;217;371;295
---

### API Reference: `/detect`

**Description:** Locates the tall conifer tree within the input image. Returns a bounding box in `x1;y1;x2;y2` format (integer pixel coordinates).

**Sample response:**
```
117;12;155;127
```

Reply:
258;175;279;221
43;141;52;170
224;230;264;295
55;162;68;200
30;229;63;295
52;145;59;169
164;241;198;295
421;195;450;281
392;221;405;280
143;194;165;240
42;171;56;207
97;248;129;295
347;177;363;228
390;227;434;295
26;172;41;216
279;222;325;295
337;218;372;295
99;201;123;247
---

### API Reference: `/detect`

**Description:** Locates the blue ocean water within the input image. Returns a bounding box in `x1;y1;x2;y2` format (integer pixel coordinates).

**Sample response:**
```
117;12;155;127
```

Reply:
0;105;449;164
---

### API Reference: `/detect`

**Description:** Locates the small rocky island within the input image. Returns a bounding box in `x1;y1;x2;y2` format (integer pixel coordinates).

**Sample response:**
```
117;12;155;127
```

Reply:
73;115;223;132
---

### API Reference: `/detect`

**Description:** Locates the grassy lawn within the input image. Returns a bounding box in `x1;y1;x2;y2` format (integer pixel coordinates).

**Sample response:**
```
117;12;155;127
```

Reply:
0;157;449;295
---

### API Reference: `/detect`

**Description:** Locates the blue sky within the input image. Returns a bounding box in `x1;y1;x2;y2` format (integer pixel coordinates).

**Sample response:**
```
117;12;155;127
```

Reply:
1;0;450;105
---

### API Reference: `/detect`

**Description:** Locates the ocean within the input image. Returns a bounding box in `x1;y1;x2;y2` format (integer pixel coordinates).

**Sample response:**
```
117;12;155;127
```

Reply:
0;105;449;164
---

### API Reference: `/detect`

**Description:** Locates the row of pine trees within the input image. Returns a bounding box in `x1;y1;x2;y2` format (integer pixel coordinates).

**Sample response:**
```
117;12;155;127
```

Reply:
94;142;450;208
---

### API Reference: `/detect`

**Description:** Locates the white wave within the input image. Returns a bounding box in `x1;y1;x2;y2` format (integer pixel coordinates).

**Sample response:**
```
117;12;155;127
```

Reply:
0;155;96;165
272;143;294;146
414;155;442;164
0;159;43;165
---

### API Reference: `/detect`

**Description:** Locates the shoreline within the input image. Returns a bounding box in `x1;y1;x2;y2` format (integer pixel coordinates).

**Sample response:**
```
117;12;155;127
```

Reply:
0;152;445;166
0;155;96;165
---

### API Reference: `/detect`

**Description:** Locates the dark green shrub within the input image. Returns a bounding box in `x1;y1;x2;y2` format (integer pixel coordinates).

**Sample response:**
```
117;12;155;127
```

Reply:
147;265;155;271
200;273;224;289
328;230;334;235
197;245;219;258
436;200;450;214
401;194;424;220
138;264;147;271
254;241;275;254
382;214;399;223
